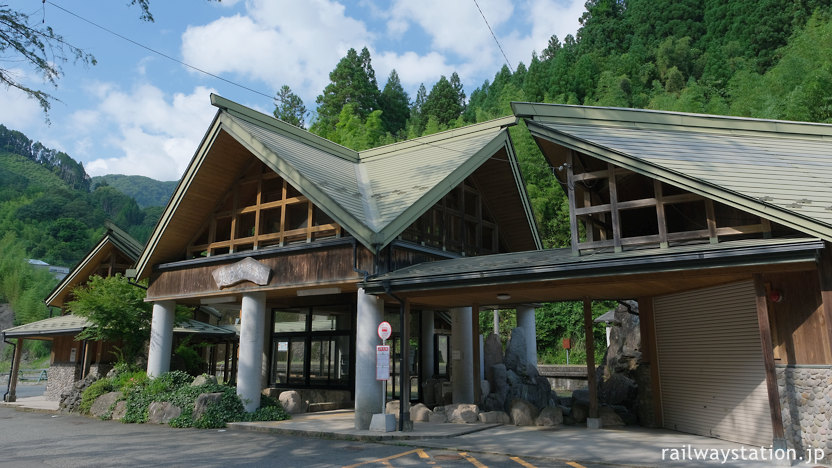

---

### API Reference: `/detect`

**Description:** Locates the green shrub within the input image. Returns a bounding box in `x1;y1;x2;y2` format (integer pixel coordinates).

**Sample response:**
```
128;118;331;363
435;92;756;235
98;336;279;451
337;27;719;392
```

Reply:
79;378;114;414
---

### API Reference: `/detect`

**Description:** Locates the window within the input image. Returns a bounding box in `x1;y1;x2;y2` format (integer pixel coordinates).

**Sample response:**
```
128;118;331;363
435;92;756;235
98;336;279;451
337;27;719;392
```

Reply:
270;305;353;389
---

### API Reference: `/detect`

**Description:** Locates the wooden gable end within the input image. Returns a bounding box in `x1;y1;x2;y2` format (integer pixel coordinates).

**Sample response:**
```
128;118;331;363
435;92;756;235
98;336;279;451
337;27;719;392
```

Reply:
535;137;804;254
398;147;539;256
185;158;343;259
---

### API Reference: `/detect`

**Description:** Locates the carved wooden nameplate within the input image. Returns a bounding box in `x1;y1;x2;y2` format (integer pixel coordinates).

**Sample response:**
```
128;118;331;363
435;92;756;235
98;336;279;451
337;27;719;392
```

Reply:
212;257;271;289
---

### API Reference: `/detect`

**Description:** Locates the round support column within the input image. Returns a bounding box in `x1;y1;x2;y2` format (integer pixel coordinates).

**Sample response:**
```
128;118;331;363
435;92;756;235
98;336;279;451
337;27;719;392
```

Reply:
420;310;435;379
451;307;474;404
147;300;175;378
237;291;266;412
354;288;384;430
516;305;538;368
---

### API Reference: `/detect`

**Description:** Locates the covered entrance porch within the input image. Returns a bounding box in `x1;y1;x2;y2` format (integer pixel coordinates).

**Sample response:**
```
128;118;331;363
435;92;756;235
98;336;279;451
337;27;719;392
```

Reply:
363;237;828;453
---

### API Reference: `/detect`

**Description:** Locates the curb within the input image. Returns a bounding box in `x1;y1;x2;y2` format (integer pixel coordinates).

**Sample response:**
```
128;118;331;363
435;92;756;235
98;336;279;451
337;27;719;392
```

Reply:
226;421;500;442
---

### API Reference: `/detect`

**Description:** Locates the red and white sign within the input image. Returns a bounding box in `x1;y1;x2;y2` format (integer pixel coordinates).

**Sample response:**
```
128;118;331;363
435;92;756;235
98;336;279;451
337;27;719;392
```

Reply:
376;345;390;380
377;321;392;341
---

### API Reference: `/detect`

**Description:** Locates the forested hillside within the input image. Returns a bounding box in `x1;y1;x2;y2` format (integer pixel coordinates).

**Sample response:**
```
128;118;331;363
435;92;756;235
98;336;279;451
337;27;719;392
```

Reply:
91;175;176;209
268;1;832;252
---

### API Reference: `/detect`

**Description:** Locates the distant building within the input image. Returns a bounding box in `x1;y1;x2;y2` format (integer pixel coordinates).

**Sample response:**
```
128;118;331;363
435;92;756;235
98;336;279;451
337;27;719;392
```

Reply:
26;259;70;281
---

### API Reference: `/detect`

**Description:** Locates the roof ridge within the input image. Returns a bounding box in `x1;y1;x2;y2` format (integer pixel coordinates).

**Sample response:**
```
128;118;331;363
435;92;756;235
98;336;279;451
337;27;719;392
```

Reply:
512;101;832;138
211;94;359;162
358;115;517;160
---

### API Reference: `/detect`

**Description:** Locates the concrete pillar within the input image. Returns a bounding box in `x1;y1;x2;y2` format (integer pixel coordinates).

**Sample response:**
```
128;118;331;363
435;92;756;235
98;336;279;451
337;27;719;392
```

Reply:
237;291;266;412
493;310;499;334
420;310;434;379
354;288;384;430
451;306;474;404
147;300;175;378
516;305;538;368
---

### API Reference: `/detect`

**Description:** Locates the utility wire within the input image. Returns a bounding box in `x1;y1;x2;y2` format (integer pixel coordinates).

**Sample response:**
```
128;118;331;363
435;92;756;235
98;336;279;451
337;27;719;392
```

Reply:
45;1;278;101
472;0;512;72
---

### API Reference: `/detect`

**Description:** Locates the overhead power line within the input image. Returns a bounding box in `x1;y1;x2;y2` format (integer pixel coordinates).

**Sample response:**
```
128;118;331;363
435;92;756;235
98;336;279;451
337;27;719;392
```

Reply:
472;0;513;72
45;1;278;101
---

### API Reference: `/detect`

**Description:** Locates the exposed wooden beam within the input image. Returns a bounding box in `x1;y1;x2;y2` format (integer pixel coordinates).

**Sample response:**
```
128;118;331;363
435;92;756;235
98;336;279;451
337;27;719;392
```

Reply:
572;167;633;182
567;151;580;254
654;180;668;248
637;297;662;427
753;274;786;443
705;199;718;244
607;163;622;252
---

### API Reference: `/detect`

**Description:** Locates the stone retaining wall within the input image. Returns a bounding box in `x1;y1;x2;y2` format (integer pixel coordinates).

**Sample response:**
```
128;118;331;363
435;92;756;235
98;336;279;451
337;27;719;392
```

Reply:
45;363;78;401
777;366;831;463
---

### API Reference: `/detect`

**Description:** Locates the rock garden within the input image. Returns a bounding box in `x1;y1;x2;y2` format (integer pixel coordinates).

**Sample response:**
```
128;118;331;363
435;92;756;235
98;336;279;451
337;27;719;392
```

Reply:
63;365;290;428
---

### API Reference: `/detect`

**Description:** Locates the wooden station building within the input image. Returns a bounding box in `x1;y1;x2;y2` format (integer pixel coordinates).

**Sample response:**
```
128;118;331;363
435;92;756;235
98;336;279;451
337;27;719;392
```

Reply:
366;102;832;455
133;95;541;423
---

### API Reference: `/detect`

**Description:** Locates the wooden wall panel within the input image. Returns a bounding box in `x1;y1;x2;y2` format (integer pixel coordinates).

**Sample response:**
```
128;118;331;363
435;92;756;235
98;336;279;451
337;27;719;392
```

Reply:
147;243;373;300
763;269;832;364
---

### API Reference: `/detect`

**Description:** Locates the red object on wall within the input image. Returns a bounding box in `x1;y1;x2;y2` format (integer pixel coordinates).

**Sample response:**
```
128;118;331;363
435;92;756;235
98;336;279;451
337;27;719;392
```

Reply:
562;338;572;349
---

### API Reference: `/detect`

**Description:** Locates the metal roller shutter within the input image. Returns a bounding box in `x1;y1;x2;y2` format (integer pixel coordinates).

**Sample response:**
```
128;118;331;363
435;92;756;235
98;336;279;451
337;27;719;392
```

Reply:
653;280;773;446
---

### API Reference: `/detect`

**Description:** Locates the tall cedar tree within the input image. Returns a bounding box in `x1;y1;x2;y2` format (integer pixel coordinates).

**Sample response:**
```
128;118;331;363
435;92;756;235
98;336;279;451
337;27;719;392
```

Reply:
312;47;380;138
274;85;307;128
379;70;410;136
422;73;466;127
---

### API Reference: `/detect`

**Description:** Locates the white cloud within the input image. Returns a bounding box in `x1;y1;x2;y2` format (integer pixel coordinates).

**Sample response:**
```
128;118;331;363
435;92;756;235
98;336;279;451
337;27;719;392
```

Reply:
82;85;217;181
374;51;454;92
502;0;584;63
0;69;48;130
181;0;374;105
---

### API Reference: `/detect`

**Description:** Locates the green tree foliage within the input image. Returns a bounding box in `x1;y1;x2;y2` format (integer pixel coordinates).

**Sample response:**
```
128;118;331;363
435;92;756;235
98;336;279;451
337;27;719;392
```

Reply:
0;233;56;326
312;47;381;139
421;74;466;127
379;70;410;136
67;274;152;363
91;175;177;209
273;85;307;128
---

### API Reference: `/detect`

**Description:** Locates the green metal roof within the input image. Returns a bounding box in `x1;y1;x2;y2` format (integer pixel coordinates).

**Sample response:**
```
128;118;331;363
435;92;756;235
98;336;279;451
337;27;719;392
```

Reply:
133;95;537;279
512;102;832;242
216;94;523;250
2;315;91;338
365;237;824;294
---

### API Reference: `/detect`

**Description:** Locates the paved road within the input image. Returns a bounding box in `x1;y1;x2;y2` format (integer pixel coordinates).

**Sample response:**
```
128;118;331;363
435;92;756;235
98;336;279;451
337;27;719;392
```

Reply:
1;383;46;400
0;407;607;468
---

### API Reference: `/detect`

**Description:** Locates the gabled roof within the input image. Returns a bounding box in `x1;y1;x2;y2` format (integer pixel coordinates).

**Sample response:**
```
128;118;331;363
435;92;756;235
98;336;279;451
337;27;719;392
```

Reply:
1;314;90;338
135;95;540;279
512;102;832;242
45;222;144;308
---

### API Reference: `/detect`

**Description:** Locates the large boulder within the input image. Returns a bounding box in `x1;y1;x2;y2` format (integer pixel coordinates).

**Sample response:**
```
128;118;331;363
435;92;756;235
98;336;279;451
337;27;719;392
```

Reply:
191;374;218;387
429;405;447;423
536;406;563;427
571;401;588;423
483;333;503;385
279;390;308;414
90;391;122;419
111;401;127;421
193;392;224;421
447;403;479;424
504;328;527;371
410;403;432;422
509;399;539;426
478;411;511;424
385;400;400;416
147;402;182;424
599;406;625;427
599;372;637;407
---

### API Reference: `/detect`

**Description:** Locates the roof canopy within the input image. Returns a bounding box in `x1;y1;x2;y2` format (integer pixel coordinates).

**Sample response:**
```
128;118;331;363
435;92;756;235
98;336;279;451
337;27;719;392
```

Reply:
135;95;540;279
513;101;832;242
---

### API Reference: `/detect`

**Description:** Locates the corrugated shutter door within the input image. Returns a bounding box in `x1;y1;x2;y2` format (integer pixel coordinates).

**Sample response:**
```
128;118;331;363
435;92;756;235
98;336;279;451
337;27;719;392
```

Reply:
653;280;773;446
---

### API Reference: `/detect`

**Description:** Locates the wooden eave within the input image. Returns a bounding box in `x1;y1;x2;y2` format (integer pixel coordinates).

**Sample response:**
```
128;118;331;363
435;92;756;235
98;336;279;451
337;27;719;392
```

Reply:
364;238;824;308
524;119;832;243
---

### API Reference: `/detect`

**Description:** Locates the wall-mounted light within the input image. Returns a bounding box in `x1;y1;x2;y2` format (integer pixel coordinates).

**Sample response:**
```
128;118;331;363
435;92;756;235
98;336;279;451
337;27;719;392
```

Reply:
768;289;784;303
496;293;511;300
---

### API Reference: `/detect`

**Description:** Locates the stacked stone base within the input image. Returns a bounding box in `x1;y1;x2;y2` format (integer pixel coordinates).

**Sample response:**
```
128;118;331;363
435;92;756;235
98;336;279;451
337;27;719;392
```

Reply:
777;365;832;464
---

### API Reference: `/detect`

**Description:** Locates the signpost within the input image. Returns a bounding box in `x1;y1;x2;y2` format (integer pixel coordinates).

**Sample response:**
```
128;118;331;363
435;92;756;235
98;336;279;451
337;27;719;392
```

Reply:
376;321;392;416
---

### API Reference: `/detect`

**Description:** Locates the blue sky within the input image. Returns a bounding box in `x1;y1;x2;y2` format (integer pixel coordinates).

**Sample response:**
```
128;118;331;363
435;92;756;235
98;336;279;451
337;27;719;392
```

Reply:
1;0;583;181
